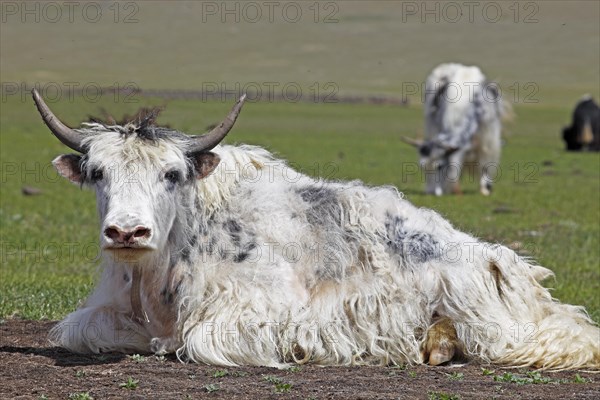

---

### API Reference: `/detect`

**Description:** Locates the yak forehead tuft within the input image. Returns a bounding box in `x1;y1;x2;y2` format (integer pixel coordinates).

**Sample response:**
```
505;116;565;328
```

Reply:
78;124;190;172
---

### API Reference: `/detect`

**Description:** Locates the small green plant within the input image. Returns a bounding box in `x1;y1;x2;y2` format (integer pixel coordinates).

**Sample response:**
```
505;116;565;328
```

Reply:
275;382;293;393
96;355;108;362
68;393;93;400
446;371;464;381
119;377;139;390
481;367;495;376
287;366;302;373
75;370;86;378
155;355;167;362
493;372;522;384
204;384;220;393
573;373;591;383
428;391;461;400
128;354;146;363
408;370;417;378
263;375;283;384
263;375;292;393
38;396;49;400
212;369;229;378
492;371;566;385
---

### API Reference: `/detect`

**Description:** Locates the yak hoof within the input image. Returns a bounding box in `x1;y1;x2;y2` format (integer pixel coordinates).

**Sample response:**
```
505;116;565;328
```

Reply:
150;336;179;355
421;318;460;366
480;183;492;196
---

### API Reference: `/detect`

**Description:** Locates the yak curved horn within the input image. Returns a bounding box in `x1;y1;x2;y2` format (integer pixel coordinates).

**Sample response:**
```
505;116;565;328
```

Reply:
400;136;424;148
187;94;247;153
31;88;85;153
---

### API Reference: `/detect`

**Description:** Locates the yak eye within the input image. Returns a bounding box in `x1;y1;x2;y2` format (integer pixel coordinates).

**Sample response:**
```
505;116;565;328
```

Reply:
164;170;181;184
90;168;104;182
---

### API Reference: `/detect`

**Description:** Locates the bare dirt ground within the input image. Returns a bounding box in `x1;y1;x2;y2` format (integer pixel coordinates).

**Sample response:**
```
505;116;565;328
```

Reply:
1;319;598;400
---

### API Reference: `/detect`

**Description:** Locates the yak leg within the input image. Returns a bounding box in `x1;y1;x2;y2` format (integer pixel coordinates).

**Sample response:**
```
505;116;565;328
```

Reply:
451;181;462;195
421;317;461;366
477;122;501;196
50;306;151;353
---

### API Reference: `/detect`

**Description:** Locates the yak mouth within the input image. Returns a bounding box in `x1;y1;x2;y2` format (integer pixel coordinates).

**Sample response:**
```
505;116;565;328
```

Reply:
103;246;156;261
103;244;156;250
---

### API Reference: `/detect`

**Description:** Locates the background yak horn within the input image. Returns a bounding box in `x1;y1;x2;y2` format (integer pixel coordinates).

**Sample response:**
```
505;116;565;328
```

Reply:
400;136;424;148
31;88;85;153
187;94;247;153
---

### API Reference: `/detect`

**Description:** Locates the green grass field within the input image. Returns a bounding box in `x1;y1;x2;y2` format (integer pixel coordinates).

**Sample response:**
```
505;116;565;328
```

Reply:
0;2;598;323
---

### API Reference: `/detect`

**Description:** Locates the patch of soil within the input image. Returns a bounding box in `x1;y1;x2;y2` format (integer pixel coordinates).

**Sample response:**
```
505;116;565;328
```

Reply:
1;319;598;399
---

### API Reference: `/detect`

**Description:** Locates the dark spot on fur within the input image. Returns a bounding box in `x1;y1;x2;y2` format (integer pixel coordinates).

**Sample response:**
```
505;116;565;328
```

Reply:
188;234;198;248
297;185;342;226
404;232;440;263
224;219;243;245
385;214;439;264
225;219;242;233
123;273;130;282
234;252;249;263
181;246;191;263
233;242;257;263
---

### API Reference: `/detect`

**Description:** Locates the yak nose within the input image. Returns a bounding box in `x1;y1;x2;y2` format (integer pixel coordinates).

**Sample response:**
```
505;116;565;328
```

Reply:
104;225;151;245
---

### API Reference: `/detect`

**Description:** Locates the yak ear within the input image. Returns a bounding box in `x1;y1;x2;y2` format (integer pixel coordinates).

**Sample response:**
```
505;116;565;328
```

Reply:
52;154;83;184
189;151;221;179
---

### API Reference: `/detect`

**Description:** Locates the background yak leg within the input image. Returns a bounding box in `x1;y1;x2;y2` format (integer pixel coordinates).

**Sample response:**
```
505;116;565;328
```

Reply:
477;122;501;196
450;181;462;195
420;317;462;366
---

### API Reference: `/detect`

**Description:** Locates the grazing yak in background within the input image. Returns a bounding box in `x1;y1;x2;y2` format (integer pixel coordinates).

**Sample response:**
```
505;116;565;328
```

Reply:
563;96;600;151
33;89;599;370
404;63;507;196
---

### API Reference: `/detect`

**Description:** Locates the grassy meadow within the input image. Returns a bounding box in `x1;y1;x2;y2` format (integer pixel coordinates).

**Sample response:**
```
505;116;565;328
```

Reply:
0;1;598;324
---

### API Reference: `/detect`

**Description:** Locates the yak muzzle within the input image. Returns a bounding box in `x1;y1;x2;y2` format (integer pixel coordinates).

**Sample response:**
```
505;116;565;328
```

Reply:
103;224;152;249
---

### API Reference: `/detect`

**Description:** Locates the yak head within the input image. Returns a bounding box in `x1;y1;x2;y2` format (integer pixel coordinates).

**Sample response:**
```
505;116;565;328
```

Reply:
401;136;460;195
32;89;245;262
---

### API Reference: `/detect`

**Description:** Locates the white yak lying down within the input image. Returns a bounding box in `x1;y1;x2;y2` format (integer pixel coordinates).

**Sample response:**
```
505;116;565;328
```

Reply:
32;89;599;370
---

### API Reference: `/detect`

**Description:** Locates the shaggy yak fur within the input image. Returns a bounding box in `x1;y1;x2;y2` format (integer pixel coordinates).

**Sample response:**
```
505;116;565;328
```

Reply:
41;98;599;371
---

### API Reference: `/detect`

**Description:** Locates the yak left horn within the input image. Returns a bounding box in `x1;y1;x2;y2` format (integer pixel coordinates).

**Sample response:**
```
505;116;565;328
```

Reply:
32;88;86;153
401;136;424;148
